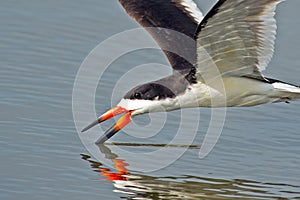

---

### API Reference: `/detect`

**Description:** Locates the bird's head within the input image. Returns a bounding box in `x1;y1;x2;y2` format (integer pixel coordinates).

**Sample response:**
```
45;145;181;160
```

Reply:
81;82;176;144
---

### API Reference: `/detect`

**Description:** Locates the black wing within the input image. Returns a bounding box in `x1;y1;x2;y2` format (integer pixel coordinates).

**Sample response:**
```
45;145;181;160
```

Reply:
119;0;203;72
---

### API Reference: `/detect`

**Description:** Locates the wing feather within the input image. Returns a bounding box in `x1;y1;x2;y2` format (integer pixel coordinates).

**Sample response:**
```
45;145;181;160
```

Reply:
119;0;203;72
195;0;283;79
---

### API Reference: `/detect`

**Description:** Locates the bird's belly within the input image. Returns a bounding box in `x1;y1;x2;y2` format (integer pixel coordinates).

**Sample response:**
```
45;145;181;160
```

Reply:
190;77;279;107
221;77;277;107
173;77;285;109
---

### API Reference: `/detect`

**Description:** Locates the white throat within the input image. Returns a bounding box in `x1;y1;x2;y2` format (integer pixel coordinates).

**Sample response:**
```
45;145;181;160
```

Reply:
117;98;177;116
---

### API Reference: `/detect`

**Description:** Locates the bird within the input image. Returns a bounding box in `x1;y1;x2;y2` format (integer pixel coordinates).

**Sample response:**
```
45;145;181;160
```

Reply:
82;0;300;144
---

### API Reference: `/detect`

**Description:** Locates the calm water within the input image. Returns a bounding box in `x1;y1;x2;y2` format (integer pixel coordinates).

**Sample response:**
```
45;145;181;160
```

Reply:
1;0;300;199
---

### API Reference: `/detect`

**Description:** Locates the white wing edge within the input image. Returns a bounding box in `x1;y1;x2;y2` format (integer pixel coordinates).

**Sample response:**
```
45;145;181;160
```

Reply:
256;0;284;71
181;0;204;24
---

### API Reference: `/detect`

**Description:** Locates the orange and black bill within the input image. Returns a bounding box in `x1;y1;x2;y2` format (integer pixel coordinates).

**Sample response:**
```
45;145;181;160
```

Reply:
81;106;133;144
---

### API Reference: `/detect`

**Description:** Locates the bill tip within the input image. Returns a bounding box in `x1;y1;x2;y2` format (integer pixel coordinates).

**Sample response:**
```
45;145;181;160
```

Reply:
81;126;90;133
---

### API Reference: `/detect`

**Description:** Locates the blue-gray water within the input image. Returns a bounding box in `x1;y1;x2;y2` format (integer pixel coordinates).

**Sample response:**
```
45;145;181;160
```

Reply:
1;0;300;199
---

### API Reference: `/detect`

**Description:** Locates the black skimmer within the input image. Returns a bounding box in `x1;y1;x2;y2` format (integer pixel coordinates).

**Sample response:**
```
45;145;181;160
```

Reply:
82;0;300;144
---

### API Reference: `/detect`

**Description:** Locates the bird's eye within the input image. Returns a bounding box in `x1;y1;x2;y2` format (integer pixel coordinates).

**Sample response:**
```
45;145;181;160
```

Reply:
134;92;142;99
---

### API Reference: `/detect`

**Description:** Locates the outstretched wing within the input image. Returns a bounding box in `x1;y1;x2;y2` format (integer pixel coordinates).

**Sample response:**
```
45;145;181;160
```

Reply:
119;0;203;72
195;0;283;80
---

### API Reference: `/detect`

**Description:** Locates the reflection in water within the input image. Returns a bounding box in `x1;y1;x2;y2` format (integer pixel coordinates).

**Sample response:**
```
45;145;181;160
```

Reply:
81;144;299;200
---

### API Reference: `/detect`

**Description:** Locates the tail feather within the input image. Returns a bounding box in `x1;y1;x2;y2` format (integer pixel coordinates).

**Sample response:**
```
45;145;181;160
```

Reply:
271;81;300;101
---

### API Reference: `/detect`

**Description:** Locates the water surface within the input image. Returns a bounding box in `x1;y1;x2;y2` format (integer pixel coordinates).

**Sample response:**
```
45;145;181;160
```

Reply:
1;0;299;199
